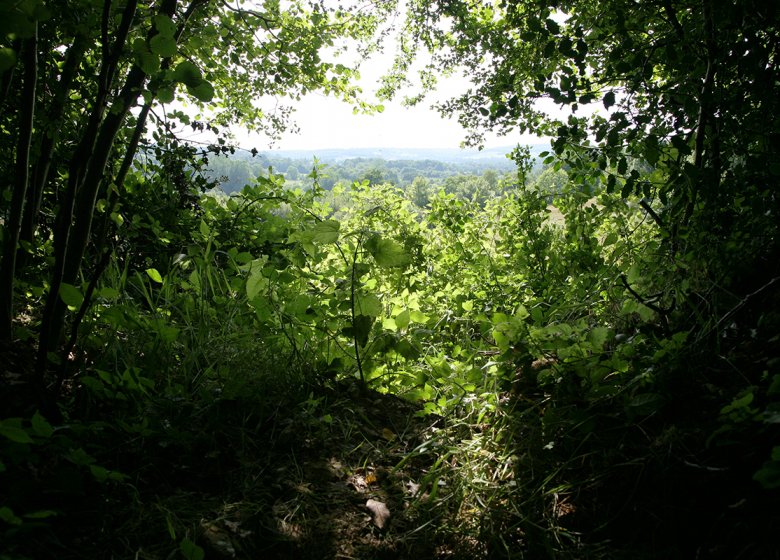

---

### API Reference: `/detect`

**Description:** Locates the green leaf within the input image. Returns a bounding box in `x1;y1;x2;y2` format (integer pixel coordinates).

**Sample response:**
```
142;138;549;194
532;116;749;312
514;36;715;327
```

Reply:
353;314;374;348
22;510;58;519
66;447;96;466
603;91;615;109
31;411;54;438
0;419;33;443
180;537;205;560
154;14;177;36
138;51;160;75
410;310;428;323
754;449;780;489
395;309;411;330
246;273;268;301
59;283;84;309
0;507;22;526
365;235;410;268
187;80;215;102
145;268;163;283
199;219;211;237
626;393;665;415
311;219;340;243
157;86;175;103
172;61;202;87
589;327;610;350
355;293;383;317
149;34;177;58
0;47;17;73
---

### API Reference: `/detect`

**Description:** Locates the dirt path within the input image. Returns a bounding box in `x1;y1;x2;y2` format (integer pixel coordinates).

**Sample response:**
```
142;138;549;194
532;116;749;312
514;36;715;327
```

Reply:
167;381;464;560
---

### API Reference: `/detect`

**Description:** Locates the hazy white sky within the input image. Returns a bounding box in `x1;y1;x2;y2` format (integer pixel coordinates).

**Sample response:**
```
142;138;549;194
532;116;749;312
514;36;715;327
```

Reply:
237;47;545;151
258;87;537;150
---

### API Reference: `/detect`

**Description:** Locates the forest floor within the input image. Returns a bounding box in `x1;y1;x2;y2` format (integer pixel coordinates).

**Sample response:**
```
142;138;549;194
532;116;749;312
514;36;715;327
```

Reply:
14;376;486;560
179;383;454;560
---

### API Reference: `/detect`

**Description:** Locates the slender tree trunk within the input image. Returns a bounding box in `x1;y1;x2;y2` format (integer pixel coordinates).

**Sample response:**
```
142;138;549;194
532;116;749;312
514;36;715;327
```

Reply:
36;0;141;378
17;37;87;275
0;41;20;113
0;26;38;341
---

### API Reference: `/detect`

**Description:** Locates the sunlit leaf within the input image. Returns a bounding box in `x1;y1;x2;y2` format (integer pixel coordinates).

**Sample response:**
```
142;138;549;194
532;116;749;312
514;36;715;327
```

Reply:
311;219;340;243
365;235;410;268
395;309;410;330
355;293;382;317
145;268;163;283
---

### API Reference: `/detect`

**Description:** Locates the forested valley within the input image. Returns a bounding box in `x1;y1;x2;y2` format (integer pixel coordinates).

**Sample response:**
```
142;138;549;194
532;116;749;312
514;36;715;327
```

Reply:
1;1;779;559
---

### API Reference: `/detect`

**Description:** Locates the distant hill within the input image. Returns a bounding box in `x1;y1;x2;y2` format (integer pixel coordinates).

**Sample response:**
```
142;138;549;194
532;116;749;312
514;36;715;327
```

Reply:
261;144;549;166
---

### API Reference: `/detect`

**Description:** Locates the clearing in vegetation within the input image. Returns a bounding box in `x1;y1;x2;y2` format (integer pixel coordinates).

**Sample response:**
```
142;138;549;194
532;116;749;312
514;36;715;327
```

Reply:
1;1;778;558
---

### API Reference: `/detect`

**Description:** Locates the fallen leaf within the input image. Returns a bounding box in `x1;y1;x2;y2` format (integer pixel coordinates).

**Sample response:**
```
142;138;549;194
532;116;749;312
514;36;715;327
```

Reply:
365;499;391;529
381;428;397;441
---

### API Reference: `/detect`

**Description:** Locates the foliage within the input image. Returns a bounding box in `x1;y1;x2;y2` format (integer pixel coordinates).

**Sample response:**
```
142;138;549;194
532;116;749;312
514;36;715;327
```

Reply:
1;0;779;558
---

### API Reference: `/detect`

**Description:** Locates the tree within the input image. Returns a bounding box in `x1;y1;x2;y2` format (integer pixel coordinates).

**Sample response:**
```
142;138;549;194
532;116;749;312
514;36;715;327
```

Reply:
409;176;432;207
0;0;394;409
391;0;779;323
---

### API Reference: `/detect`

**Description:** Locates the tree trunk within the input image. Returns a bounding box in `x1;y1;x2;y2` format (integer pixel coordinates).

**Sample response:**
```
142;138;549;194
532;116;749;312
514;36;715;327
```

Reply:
0;27;37;341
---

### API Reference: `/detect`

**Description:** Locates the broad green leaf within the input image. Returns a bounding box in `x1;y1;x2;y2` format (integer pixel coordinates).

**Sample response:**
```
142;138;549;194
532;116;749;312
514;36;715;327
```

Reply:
353;314;374;348
187;80;214;102
410;310;428;323
172;61;202;87
589;327;610;350
0;419;33;443
0;506;22;525
149;34;177;58
396;339;420;360
146;268;163;283
461;300;474;312
59;283;83;308
98;286;119;300
154;14;177;36
180;537;205;560
199;219;211;237
138;51;160;75
365;235;410;268
355;293;383;317
246;272;268;300
603;90;615;109
395;309;410;330
491;312;509;325
157;86;175;103
67;447;96;466
0;47;17;72
31;411;54;438
754;460;780;489
311;219;340;243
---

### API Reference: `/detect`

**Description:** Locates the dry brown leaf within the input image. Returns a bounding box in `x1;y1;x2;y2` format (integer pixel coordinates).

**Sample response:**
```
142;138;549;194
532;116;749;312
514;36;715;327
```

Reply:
365;499;391;529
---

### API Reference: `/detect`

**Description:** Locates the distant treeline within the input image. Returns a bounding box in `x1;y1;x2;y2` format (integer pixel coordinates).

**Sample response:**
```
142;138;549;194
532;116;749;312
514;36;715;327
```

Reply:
204;151;520;194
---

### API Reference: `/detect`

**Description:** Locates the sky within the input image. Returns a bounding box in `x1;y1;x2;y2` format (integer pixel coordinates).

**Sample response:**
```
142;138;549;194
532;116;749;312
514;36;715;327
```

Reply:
253;86;539;151
235;46;546;152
